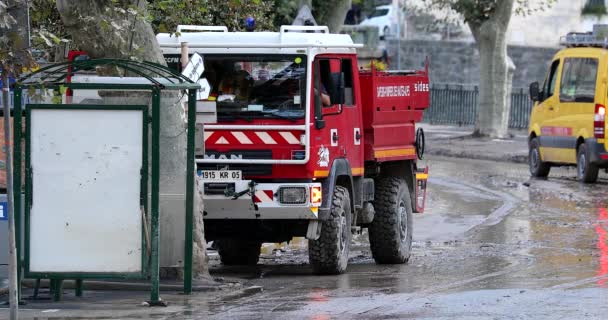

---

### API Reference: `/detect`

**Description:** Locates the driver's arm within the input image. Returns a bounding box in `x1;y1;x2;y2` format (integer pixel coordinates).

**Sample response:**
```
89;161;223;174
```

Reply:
321;92;331;107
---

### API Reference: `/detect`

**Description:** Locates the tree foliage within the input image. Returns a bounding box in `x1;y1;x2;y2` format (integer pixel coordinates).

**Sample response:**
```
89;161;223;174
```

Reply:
148;0;276;33
28;0;277;54
419;0;556;29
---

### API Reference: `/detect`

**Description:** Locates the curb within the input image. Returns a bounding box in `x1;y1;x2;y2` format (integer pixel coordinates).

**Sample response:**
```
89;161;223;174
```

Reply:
21;279;229;292
427;149;528;164
219;285;263;301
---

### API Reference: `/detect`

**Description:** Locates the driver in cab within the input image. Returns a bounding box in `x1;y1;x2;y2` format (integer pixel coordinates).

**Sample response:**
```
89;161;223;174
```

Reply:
217;62;254;102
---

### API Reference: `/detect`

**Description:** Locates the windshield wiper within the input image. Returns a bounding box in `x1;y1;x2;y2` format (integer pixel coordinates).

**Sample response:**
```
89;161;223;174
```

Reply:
259;110;302;122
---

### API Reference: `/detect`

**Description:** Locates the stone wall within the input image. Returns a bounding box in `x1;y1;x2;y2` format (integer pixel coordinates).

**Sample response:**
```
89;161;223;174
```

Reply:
388;39;559;89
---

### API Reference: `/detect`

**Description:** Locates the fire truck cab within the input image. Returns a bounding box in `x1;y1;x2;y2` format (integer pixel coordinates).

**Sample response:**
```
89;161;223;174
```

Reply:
157;25;429;274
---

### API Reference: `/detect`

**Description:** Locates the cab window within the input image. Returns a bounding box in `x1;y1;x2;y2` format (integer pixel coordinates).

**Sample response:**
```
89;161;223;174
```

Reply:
544;60;559;100
341;59;355;106
316;58;355;107
559;57;598;103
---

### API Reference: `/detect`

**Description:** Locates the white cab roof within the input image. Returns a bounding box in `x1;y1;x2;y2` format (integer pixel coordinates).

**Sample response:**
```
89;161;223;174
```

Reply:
157;25;362;55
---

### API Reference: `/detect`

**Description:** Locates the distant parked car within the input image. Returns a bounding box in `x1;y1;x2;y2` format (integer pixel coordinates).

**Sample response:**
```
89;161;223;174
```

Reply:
359;5;394;39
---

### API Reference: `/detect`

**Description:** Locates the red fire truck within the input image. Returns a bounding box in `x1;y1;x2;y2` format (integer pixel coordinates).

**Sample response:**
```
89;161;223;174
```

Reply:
157;25;429;274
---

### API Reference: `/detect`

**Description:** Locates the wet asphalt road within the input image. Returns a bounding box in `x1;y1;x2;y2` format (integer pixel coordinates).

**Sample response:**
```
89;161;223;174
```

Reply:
206;156;608;319
5;156;608;319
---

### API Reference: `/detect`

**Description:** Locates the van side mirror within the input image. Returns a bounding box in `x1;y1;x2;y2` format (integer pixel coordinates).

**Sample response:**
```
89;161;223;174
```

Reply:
529;82;541;102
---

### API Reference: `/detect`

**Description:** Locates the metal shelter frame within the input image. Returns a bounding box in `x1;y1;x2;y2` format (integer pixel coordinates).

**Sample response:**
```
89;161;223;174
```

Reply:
13;59;200;304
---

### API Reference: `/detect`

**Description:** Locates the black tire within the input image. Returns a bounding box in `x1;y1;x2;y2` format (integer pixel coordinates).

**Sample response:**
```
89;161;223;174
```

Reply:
529;137;551;178
369;177;413;264
577;143;599;183
383;26;390;38
217;239;261;266
309;186;352;275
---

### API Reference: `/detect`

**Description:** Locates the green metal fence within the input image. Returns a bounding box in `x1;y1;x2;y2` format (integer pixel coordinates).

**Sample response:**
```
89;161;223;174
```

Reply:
424;84;533;129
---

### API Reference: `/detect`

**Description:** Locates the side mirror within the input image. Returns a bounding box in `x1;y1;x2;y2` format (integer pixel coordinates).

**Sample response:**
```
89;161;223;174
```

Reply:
529;82;541;102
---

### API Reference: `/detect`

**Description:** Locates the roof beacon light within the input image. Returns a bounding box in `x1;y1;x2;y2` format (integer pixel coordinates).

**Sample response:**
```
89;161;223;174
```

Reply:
560;24;608;48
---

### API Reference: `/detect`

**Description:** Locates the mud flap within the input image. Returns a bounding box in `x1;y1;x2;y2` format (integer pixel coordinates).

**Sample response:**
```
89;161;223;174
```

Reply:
414;167;428;213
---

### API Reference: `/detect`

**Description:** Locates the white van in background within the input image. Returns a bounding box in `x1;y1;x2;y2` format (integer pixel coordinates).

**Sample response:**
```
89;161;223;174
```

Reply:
358;5;395;39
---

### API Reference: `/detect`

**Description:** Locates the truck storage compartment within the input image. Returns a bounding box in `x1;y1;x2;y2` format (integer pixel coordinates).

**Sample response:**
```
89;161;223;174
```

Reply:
359;66;430;162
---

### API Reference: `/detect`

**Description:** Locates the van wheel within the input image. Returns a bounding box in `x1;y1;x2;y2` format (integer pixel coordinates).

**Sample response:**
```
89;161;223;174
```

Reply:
369;177;413;264
577;143;599;183
309;186;352;275
217;239;261;265
529;137;551;178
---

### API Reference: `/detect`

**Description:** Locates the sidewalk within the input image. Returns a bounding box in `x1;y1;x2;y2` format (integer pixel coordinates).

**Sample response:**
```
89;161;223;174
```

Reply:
419;124;529;164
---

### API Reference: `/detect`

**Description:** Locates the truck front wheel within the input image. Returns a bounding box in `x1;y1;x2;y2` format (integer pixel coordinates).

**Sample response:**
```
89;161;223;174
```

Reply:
369;177;413;264
217;239;261;265
309;186;352;274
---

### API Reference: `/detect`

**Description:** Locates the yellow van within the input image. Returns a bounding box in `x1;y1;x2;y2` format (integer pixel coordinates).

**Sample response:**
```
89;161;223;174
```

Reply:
528;30;608;183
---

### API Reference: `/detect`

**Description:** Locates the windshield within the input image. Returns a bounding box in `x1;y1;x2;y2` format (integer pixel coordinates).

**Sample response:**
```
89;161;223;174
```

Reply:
203;55;307;121
369;8;389;18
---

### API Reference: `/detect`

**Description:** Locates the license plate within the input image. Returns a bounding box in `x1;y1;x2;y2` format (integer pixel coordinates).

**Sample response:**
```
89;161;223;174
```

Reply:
198;170;242;180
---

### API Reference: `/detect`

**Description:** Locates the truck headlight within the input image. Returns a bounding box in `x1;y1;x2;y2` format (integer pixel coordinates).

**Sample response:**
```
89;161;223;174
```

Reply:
279;187;307;204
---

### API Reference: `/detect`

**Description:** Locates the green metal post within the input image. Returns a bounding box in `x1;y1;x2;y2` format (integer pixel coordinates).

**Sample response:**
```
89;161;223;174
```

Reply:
75;279;83;297
33;279;40;298
52;279;63;302
13;88;22;301
150;88;161;305
184;89;196;294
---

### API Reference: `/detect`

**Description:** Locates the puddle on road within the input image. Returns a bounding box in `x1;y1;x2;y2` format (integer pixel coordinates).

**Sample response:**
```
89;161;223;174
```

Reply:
205;158;608;318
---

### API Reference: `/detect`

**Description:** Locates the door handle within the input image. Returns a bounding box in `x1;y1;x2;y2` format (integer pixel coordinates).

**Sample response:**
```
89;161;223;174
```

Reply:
332;131;339;143
548;107;554;111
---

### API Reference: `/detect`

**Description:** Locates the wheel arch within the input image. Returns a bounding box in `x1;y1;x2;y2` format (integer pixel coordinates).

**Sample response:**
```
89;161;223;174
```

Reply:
318;158;355;220
576;136;585;151
380;160;416;207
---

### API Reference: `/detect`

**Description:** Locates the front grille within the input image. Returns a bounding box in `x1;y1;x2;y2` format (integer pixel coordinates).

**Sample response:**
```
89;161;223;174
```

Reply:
198;150;272;176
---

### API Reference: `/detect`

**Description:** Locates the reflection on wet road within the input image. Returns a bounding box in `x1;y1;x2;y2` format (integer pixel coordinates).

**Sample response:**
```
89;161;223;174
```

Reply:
7;156;608;319
206;157;608;319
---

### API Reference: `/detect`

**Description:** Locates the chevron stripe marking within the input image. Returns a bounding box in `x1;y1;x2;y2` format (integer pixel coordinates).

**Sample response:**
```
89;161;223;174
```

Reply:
204;131;213;142
255;132;277;144
254;190;274;203
279;131;300;144
232;131;253;144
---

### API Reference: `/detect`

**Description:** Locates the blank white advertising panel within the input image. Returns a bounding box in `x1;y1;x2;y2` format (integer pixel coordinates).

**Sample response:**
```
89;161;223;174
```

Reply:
29;108;144;273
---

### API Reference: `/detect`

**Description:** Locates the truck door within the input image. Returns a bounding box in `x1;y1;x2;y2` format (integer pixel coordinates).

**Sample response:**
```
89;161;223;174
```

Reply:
313;56;363;177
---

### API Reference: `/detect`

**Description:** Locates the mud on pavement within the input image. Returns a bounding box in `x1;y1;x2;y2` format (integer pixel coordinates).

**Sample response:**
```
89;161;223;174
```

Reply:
4;156;608;319
206;156;608;319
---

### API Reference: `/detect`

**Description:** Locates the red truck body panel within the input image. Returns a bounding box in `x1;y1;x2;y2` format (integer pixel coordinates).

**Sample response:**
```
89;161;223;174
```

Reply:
359;67;430;163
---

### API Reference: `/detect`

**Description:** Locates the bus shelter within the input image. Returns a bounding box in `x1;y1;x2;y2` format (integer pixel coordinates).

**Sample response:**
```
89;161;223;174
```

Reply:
13;59;200;305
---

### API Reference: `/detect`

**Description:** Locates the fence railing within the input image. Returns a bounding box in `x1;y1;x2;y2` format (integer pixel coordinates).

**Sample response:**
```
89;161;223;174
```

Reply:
0;91;14;110
423;84;533;129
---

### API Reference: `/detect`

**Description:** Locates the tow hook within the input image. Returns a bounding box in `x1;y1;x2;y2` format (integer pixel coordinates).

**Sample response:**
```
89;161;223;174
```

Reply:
227;181;257;200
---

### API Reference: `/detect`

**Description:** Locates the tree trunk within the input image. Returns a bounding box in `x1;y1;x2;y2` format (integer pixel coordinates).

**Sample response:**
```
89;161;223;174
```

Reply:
320;0;351;33
470;0;516;138
56;0;209;279
298;0;312;8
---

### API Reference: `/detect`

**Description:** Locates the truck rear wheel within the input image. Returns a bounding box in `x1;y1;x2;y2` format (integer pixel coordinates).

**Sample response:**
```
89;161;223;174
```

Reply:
369;177;413;264
217;239;261;265
309;186;352;275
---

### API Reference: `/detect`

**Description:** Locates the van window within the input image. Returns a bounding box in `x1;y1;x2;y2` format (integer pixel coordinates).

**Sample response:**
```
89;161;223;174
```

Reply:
544;60;559;99
369;8;389;18
560;58;598;103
